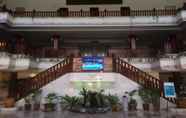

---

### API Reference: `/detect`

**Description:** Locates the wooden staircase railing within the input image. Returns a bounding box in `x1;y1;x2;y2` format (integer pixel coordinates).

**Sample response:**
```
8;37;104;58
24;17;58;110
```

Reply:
11;57;73;101
113;56;176;104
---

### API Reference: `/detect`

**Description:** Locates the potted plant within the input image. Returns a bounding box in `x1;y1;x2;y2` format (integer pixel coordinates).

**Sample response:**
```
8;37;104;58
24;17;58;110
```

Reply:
24;95;32;111
128;90;137;111
60;95;80;111
44;93;58;112
139;88;152;111
31;89;42;111
86;90;109;113
3;97;15;108
107;94;119;112
150;88;160;112
79;88;89;108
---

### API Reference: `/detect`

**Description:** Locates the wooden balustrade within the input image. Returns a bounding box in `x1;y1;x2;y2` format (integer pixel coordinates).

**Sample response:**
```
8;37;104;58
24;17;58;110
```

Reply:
99;10;120;17
13;56;73;101
69;11;90;17
113;56;176;104
131;9;176;16
9;8;177;17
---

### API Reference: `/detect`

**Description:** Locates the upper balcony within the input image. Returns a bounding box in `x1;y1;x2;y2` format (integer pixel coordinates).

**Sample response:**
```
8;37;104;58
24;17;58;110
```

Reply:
0;7;186;31
11;8;177;17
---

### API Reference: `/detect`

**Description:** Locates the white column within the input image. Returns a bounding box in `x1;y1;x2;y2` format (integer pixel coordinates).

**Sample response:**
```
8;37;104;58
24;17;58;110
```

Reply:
51;34;59;50
129;34;137;50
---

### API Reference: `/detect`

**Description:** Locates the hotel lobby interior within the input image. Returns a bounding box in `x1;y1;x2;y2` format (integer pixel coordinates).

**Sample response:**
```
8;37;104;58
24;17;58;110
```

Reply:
0;0;186;117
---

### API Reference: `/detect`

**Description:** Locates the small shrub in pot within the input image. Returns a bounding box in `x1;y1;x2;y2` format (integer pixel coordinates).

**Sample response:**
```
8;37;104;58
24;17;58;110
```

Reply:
44;93;58;112
128;90;137;111
139;88;152;111
24;96;32;111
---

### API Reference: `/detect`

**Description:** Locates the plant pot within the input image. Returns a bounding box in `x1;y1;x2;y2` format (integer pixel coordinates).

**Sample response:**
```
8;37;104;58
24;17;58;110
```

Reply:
44;103;56;112
112;105;118;112
143;104;150;111
153;103;160;112
3;98;15;108
79;108;86;113
33;103;40;111
24;104;32;111
128;103;137;111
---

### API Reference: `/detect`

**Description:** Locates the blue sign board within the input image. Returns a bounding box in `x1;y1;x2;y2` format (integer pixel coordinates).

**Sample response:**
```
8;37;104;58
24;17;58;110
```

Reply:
163;82;176;98
82;56;104;71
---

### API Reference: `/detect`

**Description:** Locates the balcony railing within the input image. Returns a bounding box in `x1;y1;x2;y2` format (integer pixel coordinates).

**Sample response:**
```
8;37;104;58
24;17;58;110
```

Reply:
8;8;177;17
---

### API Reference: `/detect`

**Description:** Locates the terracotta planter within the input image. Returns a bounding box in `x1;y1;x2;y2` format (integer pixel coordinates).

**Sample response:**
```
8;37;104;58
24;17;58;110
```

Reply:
177;98;186;108
112;105;118;112
24;104;32;111
44;103;56;112
33;103;40;111
128;103;137;111
153;103;160;112
3;98;15;108
143;104;150;111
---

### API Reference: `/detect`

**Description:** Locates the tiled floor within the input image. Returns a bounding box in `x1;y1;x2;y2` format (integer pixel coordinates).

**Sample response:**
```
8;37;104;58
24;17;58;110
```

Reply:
0;110;186;118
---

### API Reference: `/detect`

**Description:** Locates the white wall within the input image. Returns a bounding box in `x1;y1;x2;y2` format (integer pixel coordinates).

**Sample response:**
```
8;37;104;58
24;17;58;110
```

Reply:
179;56;186;69
6;0;184;11
0;57;10;69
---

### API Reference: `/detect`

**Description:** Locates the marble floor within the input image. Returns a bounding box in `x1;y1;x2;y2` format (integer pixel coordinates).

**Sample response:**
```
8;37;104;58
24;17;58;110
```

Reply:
0;110;186;118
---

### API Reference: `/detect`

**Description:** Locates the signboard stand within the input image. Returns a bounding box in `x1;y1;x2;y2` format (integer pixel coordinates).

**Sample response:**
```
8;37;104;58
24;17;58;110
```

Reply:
163;82;177;118
166;100;169;118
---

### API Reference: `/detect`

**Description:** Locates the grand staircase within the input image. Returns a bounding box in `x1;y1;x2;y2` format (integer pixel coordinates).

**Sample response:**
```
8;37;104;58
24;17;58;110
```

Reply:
4;56;176;106
10;57;73;101
113;56;176;104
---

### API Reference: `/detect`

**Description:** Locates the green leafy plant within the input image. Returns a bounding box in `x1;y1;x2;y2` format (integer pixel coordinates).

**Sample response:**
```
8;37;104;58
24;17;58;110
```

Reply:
107;94;119;106
95;89;108;107
107;94;120;112
138;88;152;104
128;90;137;110
88;91;98;108
138;88;152;111
150;88;160;111
87;89;108;108
129;90;137;98
150;88;160;105
44;93;58;112
31;89;42;110
58;88;120;113
24;95;32;111
79;88;89;107
128;90;137;104
60;95;80;110
129;98;137;104
45;93;58;104
31;89;42;104
24;95;32;104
